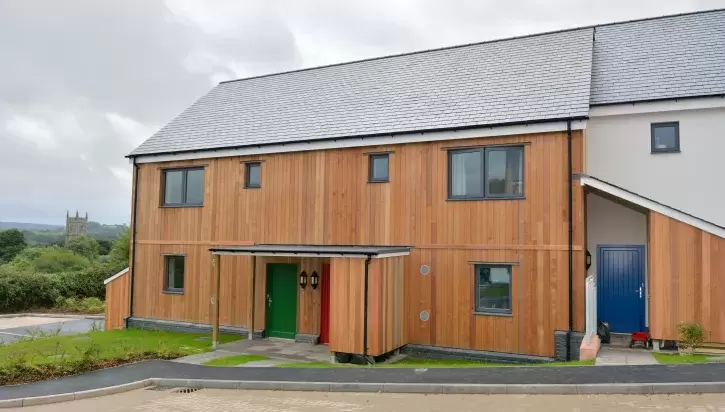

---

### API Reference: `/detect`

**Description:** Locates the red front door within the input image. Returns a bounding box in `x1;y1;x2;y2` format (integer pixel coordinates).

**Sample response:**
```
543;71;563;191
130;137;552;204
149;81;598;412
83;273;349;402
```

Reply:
319;263;331;344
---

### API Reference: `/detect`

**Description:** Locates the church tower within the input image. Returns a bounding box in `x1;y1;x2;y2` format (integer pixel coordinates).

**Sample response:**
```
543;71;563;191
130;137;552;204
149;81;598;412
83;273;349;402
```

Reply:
65;211;89;245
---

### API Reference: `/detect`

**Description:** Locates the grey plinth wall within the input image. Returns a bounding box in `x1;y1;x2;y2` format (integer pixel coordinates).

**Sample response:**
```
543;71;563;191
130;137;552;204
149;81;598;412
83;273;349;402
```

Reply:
127;317;264;339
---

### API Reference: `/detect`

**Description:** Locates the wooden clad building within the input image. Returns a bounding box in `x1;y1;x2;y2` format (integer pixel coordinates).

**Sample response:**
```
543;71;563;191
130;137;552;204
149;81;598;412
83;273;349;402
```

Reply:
106;10;725;362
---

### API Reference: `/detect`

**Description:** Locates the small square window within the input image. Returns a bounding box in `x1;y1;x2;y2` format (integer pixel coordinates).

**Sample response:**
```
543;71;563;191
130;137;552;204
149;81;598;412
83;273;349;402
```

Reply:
368;154;389;182
474;264;512;315
164;255;185;293
245;162;261;188
651;122;680;153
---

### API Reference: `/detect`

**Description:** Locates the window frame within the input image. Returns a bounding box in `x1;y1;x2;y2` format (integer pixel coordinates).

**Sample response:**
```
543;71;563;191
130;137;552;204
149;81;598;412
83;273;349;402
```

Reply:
368;153;390;183
244;162;262;189
650;122;680;153
163;254;185;294
447;145;525;200
161;167;205;207
473;264;513;316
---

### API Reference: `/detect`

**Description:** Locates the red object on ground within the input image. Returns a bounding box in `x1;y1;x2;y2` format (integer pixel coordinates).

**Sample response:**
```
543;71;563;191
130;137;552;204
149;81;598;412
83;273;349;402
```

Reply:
630;331;651;348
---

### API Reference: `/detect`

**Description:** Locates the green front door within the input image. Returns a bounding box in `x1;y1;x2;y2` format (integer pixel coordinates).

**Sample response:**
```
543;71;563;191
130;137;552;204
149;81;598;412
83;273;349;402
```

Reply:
265;263;298;339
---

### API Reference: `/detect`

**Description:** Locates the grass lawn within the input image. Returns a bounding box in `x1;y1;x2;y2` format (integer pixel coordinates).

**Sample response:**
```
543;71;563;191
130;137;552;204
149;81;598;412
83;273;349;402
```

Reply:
0;329;242;385
276;357;594;368
652;352;725;365
202;354;269;366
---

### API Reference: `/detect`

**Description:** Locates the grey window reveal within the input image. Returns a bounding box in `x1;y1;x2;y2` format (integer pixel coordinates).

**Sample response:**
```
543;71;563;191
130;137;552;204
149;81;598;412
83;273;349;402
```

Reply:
651;122;680;153
246;162;261;188
369;154;390;182
475;264;512;314
164;255;185;292
163;168;204;206
449;146;523;200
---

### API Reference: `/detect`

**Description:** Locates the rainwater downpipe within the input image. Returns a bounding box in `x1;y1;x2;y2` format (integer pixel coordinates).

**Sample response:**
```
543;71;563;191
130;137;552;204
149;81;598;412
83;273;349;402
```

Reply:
126;157;140;327
567;120;574;361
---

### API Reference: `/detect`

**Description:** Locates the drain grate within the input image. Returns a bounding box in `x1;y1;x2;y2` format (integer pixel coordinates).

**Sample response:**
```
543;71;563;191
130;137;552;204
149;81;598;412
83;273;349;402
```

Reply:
172;388;204;394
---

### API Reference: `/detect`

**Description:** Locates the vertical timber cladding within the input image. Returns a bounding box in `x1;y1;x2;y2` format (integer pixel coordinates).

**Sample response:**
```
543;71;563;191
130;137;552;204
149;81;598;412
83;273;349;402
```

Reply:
104;271;130;330
131;131;585;357
649;212;725;343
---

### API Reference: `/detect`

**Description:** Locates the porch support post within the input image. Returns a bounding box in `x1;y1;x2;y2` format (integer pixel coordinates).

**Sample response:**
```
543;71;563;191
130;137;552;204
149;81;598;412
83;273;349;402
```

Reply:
248;255;257;340
212;254;221;349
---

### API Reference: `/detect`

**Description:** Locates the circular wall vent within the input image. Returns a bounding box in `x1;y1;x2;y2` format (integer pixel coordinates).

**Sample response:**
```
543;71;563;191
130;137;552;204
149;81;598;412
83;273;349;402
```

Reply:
420;265;431;276
420;311;430;321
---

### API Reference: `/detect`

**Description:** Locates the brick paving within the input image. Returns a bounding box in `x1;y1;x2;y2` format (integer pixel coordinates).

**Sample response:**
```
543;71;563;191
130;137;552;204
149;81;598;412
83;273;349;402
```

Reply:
16;389;725;412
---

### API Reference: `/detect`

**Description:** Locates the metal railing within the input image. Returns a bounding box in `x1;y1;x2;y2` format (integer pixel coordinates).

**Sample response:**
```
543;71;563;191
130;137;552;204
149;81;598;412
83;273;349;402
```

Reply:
585;274;597;343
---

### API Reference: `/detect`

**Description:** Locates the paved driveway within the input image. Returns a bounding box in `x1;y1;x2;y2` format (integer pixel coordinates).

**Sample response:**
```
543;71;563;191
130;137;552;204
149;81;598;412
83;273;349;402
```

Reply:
0;316;103;344
18;389;725;412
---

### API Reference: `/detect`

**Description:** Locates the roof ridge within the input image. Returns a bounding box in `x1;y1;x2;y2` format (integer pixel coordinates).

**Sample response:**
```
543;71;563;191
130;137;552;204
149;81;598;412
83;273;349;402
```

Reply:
219;7;725;86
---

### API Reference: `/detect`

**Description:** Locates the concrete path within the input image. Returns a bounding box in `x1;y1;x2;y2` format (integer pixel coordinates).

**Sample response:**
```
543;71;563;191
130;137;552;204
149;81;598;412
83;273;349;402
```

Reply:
595;346;658;366
18;389;725;412
0;316;104;344
174;339;330;366
3;360;725;401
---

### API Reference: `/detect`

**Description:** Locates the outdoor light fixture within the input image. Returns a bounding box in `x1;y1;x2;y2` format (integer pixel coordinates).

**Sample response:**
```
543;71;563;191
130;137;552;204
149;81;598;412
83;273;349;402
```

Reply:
310;271;319;289
299;271;308;289
586;250;592;270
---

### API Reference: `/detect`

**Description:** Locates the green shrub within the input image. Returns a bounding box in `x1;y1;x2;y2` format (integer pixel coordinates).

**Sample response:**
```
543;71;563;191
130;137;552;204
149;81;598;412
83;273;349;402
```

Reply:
0;268;59;312
54;297;105;313
677;322;705;353
54;267;107;299
5;246;91;274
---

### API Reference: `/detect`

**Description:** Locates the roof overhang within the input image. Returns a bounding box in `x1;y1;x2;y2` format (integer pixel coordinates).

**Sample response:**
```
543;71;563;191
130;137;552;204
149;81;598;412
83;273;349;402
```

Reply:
104;267;129;285
130;119;587;164
209;244;412;259
580;175;725;239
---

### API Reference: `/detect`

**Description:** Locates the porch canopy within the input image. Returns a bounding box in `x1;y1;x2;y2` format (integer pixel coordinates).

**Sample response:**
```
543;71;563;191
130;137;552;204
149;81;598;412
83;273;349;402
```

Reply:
206;244;412;348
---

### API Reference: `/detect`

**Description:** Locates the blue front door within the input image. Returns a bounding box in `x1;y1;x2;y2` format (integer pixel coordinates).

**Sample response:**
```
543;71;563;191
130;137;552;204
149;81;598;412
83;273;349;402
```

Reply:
597;245;646;333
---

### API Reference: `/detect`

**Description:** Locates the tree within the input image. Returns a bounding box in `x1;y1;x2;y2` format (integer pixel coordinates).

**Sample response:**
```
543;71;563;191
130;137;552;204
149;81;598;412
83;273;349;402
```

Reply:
0;229;27;263
108;227;130;269
66;236;101;260
97;239;113;256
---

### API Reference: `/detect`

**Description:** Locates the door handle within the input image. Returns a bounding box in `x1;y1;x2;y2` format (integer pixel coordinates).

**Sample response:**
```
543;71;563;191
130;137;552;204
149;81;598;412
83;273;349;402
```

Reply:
267;294;272;307
636;285;643;299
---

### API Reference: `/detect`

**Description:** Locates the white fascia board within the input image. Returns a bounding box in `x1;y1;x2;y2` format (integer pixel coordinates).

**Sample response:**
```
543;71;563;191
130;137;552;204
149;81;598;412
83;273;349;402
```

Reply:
132;120;586;164
104;267;129;285
374;251;411;258
590;96;725;117
580;176;725;239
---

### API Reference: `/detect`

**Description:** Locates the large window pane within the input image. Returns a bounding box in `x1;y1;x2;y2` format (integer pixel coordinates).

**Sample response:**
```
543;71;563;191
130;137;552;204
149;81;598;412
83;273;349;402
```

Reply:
476;265;511;313
164;170;183;204
487;148;523;196
165;256;185;291
450;150;483;197
185;169;204;204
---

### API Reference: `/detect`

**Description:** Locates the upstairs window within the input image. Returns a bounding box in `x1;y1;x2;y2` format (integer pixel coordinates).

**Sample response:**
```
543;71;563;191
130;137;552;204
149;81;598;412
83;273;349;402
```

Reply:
475;264;512;315
164;255;185;293
448;146;523;200
368;153;390;182
651;122;680;153
163;167;204;206
245;162;261;188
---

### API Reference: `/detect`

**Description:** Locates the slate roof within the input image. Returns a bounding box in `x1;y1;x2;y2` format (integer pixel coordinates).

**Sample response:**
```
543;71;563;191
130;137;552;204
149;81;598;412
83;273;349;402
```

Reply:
129;28;594;156
591;9;725;105
129;9;725;157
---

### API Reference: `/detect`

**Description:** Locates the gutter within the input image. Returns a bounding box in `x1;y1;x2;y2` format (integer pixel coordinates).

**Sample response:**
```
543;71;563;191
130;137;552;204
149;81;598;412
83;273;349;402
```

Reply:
566;120;574;361
126;157;140;327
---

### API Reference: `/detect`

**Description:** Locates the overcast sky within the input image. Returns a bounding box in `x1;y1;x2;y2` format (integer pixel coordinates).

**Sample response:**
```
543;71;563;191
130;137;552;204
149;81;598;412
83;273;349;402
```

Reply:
1;0;723;225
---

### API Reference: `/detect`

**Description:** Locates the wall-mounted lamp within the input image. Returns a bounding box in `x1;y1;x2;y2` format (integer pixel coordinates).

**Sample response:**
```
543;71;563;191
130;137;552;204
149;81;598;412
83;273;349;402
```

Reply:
299;270;308;289
586;250;592;270
310;271;319;289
